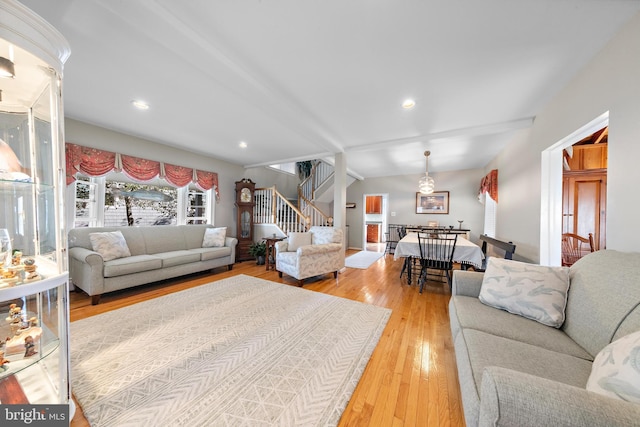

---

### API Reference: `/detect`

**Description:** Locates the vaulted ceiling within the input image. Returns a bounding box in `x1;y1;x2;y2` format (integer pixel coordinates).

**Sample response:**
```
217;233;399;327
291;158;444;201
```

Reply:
21;0;640;178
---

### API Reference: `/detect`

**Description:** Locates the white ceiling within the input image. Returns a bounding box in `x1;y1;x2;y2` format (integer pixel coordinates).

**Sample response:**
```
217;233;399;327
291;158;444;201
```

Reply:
20;0;640;178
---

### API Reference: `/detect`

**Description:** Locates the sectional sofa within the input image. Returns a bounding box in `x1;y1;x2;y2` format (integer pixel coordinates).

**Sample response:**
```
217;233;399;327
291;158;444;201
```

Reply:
68;224;237;304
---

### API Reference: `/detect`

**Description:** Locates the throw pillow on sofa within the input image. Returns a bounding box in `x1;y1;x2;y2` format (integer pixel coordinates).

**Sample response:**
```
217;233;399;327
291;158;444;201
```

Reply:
287;232;312;252
89;230;132;261
202;227;227;247
478;257;570;328
586;330;640;403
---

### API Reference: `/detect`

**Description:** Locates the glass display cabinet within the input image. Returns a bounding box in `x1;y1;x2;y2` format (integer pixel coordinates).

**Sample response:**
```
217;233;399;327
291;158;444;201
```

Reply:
0;0;71;407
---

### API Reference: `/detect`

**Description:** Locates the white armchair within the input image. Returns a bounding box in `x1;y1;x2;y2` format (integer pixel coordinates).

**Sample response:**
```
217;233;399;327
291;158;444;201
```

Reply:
276;226;344;286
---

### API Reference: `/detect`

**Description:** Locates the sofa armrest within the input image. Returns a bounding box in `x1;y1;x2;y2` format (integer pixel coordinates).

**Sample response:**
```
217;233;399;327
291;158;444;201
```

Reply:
225;236;238;247
68;247;105;296
479;366;640;427
452;270;484;297
297;243;342;256
69;246;103;266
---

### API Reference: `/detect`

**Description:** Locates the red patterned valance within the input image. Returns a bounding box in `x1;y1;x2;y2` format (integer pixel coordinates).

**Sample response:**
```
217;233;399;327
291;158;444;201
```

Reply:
65;143;219;198
479;169;498;203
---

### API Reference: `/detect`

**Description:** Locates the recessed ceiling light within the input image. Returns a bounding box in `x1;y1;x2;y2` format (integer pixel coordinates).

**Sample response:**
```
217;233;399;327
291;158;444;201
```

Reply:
239;141;247;149
131;100;150;110
402;99;416;109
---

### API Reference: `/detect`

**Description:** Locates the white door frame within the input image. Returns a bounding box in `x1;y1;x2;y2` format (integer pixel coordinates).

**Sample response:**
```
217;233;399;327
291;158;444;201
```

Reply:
539;111;609;266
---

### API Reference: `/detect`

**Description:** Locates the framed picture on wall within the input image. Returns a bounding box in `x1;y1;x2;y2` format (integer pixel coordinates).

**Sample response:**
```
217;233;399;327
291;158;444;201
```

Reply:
416;191;449;214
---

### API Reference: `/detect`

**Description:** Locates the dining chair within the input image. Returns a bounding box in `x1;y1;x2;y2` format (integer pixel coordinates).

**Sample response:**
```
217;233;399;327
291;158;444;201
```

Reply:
416;232;458;293
385;224;403;255
561;232;594;267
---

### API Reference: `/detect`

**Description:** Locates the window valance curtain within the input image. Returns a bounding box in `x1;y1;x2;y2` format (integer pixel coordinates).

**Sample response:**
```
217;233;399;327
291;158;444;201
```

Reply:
65;143;219;198
479;169;498;203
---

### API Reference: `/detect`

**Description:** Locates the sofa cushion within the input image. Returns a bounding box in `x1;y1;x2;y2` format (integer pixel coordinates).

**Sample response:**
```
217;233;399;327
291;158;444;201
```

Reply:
563;250;640;358
460;329;593;394
89;231;132;261
450;295;592;360
202;227;227;248
140;226;187;254
152;250;201;268
189;247;232;261
587;330;640;403
287;232;311;252
479;257;570;328
103;255;162;277
310;226;342;244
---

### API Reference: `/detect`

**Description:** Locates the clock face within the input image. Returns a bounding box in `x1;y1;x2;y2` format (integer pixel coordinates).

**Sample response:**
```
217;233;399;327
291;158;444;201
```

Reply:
240;187;252;203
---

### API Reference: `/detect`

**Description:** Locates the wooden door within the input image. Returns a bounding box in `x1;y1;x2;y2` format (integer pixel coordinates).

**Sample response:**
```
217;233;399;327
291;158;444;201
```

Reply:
562;170;606;250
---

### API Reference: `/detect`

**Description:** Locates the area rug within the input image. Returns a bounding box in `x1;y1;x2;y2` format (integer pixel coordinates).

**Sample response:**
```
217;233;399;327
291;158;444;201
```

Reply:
70;274;391;426
344;250;385;269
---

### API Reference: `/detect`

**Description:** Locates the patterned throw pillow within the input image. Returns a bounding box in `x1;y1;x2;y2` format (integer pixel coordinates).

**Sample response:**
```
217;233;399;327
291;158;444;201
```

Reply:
89;231;132;261
287;232;312;252
478;257;570;328
202;227;227;248
587;330;640;403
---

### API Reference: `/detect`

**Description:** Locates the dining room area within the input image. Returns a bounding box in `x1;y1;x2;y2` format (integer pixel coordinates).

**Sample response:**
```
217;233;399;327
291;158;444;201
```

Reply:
386;224;485;293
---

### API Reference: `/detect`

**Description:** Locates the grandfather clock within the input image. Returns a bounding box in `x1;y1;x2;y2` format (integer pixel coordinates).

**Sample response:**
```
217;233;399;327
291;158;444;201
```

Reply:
235;179;256;261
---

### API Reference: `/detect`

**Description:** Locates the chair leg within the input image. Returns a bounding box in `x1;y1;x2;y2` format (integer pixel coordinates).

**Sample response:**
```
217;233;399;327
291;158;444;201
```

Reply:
297;279;304;287
419;268;426;294
278;271;283;277
333;271;338;279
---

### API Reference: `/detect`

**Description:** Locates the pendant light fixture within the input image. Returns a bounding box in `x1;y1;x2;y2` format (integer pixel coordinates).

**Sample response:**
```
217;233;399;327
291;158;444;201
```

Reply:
418;150;435;194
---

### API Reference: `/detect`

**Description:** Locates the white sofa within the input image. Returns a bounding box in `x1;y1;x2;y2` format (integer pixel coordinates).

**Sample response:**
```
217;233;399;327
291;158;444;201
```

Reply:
449;250;640;426
275;226;344;286
68;224;237;304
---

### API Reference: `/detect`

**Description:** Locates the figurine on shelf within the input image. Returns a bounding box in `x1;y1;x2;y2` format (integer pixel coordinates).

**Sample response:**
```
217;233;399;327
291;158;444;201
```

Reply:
23;258;40;281
24;335;37;357
11;250;22;266
0;351;9;371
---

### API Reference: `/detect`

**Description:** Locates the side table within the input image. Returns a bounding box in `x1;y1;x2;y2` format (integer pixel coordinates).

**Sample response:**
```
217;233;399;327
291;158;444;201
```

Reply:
263;236;285;271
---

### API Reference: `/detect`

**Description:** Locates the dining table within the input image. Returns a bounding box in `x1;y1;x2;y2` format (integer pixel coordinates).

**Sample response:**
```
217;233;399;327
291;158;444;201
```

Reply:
393;232;484;284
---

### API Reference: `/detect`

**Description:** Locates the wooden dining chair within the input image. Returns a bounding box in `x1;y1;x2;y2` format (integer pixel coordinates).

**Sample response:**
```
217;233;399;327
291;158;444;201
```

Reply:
416;232;458;294
561;232;594;267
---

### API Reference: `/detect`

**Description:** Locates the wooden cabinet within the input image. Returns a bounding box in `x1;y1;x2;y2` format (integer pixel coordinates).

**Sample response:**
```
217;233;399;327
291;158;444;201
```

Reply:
562;170;606;250
366;224;381;243
565;144;607;171
366;196;382;214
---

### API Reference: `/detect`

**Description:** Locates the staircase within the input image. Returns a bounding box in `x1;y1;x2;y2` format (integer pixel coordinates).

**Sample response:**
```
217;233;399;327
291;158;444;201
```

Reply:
254;160;336;234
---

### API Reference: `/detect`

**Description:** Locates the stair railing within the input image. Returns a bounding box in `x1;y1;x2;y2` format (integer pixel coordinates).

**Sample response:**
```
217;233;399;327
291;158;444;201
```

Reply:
255;187;309;234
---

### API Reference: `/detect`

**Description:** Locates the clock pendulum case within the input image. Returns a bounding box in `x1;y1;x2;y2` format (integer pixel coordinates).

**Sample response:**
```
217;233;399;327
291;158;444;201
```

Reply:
235;179;256;261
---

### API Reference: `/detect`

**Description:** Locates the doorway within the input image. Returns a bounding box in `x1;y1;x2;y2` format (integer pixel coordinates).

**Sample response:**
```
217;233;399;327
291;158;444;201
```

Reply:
362;193;388;252
540;112;608;265
562;130;607;251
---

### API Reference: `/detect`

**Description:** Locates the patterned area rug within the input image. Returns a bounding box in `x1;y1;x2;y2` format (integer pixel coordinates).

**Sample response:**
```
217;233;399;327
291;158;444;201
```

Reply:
344;251;385;269
71;275;391;426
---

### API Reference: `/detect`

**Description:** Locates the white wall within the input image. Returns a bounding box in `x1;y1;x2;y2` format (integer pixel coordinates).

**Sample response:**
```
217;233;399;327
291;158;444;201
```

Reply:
486;12;640;262
346;169;485;250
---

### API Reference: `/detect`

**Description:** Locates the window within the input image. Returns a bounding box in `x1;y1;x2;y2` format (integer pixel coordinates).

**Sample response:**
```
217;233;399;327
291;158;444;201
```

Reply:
104;180;177;226
483;193;497;238
74;175;100;227
186;188;208;224
72;172;213;227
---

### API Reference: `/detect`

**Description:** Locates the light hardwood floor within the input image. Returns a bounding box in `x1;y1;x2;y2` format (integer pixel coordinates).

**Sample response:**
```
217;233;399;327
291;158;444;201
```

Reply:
69;250;466;426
